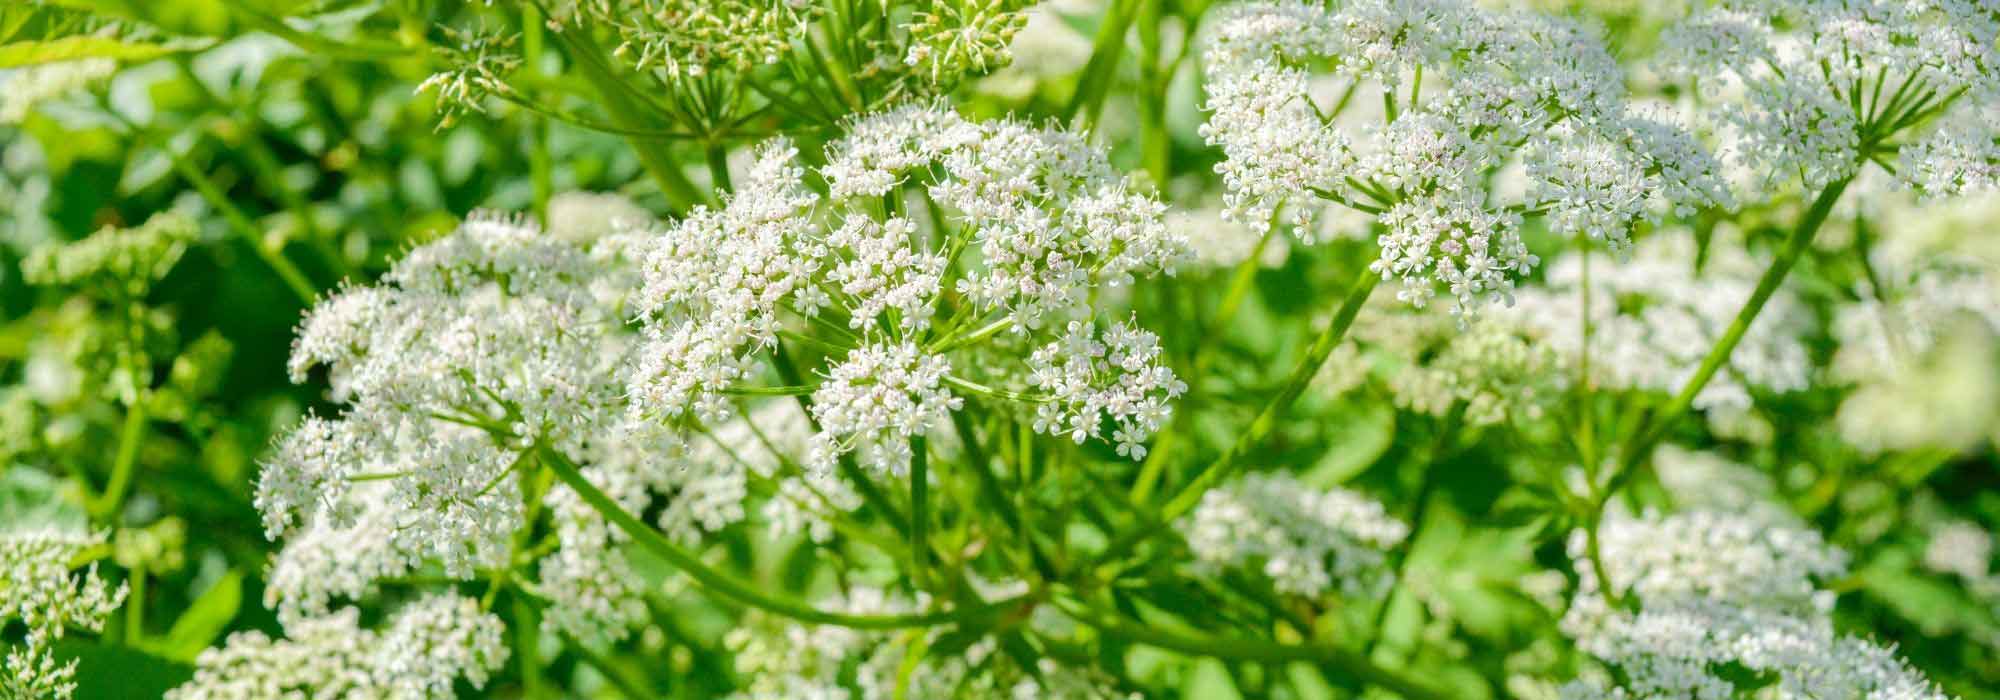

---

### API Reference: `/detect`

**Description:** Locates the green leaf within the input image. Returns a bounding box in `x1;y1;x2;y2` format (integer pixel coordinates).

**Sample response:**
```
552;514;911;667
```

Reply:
54;641;193;700
1182;658;1244;700
153;570;243;662
1303;401;1395;488
0;35;205;68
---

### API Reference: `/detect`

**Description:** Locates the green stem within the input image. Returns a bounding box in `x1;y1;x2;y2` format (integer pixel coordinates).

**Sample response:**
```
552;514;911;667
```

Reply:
91;394;148;520
124;568;145;645
705;140;733;193
570;638;653;700
910;434;930;586
1064;0;1141;127
510;595;546;699
929;316;1015;353
235;126;350;279
1135;0;1170;182
163;50;352;284
770;341;911;537
1057;598;1449;700
1605;178;1851;496
951;409;1054;579
553;28;706;212
1158;269;1381;522
1130;224;1279;502
724;384;817;396
165;151;319;305
522;4;553;226
542;446;1010;628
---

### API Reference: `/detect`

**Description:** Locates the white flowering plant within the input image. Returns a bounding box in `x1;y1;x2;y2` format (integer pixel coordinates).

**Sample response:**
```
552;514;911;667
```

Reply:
3;0;2000;698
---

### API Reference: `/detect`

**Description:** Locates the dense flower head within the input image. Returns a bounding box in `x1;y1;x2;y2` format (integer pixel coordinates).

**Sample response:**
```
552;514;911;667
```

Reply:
806;341;960;474
1201;0;1730;314
1501;231;1813;423
166;594;508;700
1180;473;1409;598
263;212;740;630
1027;318;1183;459
1569;510;1848;621
1562;509;1945;700
1;528;126;700
1657;0;2000;194
1647;445;1790;522
1383;316;1561;425
629;105;1187;473
1561;599;1950;700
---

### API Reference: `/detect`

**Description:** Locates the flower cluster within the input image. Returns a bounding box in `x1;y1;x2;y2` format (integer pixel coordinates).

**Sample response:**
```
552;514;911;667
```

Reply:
20;211;197;292
1;528;126;700
1502;231;1813;427
260;207;804;651
1180;472;1409;598
598;0;808;79
166;594;508;700
1657;0;2000;194
1338;300;1565;426
1027;319;1181;458
261;215;628;618
629;105;1188;474
806;341;960;475
1201;0;1730;313
1562;509;1945;700
542;0;1029;93
0;58;116;124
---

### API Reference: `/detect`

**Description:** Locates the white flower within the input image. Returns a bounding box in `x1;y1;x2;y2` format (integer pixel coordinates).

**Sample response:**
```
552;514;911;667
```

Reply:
1924;520;1995;583
257;410;523;620
1561;599;1948;700
630;105;1187;465
1027;318;1185;458
807;341;960;475
1382;316;1561;425
1501;231;1813;421
629;141;821;425
1373;192;1533;312
1900;102;2000;198
1568;510;1847;622
1180;473;1408;598
0;59;116;124
1201;0;1728;312
1;528;125;700
166;595;507;700
266;212;708;629
1658;0;2000;194
1562;509;1946;700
